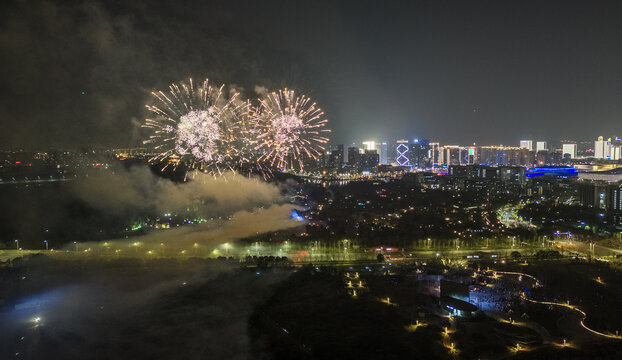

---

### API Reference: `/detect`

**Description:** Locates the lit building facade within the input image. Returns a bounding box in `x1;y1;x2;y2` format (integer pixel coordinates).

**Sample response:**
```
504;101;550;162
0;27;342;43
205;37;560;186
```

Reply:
562;143;577;159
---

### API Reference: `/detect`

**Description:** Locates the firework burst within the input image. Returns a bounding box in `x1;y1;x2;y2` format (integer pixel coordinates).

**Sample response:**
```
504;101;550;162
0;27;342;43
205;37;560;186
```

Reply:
142;78;248;174
251;89;330;171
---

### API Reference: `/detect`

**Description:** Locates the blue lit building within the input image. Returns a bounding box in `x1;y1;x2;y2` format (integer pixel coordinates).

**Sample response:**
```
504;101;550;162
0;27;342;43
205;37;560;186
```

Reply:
525;167;577;178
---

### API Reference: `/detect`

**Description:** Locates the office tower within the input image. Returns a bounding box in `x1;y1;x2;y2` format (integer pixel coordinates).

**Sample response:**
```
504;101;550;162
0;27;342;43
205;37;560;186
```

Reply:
335;144;344;164
362;141;376;151
536;141;547;152
518;148;535;166
504;147;522;166
460;146;476;165
519;140;533;151
535;150;549;165
396;140;409;166
429;142;441;167
594;136;612;159
476;146;498;165
579;182;622;211
380;142;388;165
496;148;507;166
562;144;577;159
347;147;360;165
326;145;345;171
443;146;460;166
410;138;431;168
360;150;379;172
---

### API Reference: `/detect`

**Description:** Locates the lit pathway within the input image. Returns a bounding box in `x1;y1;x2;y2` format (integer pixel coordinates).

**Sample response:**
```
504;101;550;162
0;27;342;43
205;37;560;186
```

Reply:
488;270;622;341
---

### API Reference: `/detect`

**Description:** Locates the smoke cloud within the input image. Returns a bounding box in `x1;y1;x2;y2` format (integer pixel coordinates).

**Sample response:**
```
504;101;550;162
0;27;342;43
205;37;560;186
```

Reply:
70;166;304;256
73;203;303;257
73;166;282;216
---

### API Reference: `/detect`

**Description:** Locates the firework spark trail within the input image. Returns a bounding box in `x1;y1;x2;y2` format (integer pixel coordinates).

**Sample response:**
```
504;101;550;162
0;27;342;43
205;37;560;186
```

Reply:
143;80;330;175
251;89;330;171
142;78;249;175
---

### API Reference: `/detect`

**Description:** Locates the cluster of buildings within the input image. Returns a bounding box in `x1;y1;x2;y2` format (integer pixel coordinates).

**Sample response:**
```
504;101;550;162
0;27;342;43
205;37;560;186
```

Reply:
578;167;622;225
311;136;622;174
306;136;622;226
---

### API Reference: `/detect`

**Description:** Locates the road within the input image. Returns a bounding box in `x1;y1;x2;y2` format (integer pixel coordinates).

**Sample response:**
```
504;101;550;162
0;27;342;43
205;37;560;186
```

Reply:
555;241;622;258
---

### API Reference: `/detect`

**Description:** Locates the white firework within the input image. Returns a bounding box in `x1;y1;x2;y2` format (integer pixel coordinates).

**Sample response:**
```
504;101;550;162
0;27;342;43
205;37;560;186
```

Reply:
142;78;247;174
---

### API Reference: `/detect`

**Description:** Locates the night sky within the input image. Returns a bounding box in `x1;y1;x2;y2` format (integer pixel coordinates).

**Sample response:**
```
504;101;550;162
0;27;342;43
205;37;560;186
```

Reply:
1;0;622;150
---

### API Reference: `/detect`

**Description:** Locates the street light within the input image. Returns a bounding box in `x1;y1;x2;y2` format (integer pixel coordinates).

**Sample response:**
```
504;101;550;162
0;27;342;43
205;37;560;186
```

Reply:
14;239;19;250
44;240;48;250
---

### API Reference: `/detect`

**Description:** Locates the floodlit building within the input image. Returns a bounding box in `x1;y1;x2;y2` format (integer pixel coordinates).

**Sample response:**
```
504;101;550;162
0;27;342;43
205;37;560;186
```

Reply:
562;143;577;159
536;141;547;152
519;140;533;151
594;136;612;159
362;141;376;151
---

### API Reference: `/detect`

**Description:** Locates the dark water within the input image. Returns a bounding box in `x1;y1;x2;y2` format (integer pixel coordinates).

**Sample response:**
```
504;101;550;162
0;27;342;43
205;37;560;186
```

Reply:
0;182;135;250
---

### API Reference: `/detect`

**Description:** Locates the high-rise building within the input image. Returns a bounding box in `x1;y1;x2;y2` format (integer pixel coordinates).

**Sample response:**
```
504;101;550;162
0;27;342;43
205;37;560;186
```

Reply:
562;144;577;159
335;144;344;163
519;140;533;151
460;146;476;165
518;148;534;166
504;147;522;166
496;148;507;166
395;140;409;166
476;146;498;165
595;136;613;159
379;142;388;165
347;147;360;165
410;138;431;168
536;141;547;152
362;141;376;151
325;145;345;171
443;146;461;166
429;142;441;167
579;182;622;212
535;150;549;166
360;150;379;172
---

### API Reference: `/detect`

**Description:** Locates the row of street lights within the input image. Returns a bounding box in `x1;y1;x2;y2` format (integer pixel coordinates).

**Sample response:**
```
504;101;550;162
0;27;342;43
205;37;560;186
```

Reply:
12;239;49;250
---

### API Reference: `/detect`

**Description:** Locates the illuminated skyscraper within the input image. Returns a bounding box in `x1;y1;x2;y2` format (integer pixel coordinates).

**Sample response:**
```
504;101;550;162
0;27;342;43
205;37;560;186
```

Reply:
460;146;476;165
536;141;547;152
595;136;612;159
395;140;409;166
362;141;376;151
380;142;388;165
430;142;441;167
408;138;430;168
443;146;460;166
562;143;577;159
519;140;533;151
